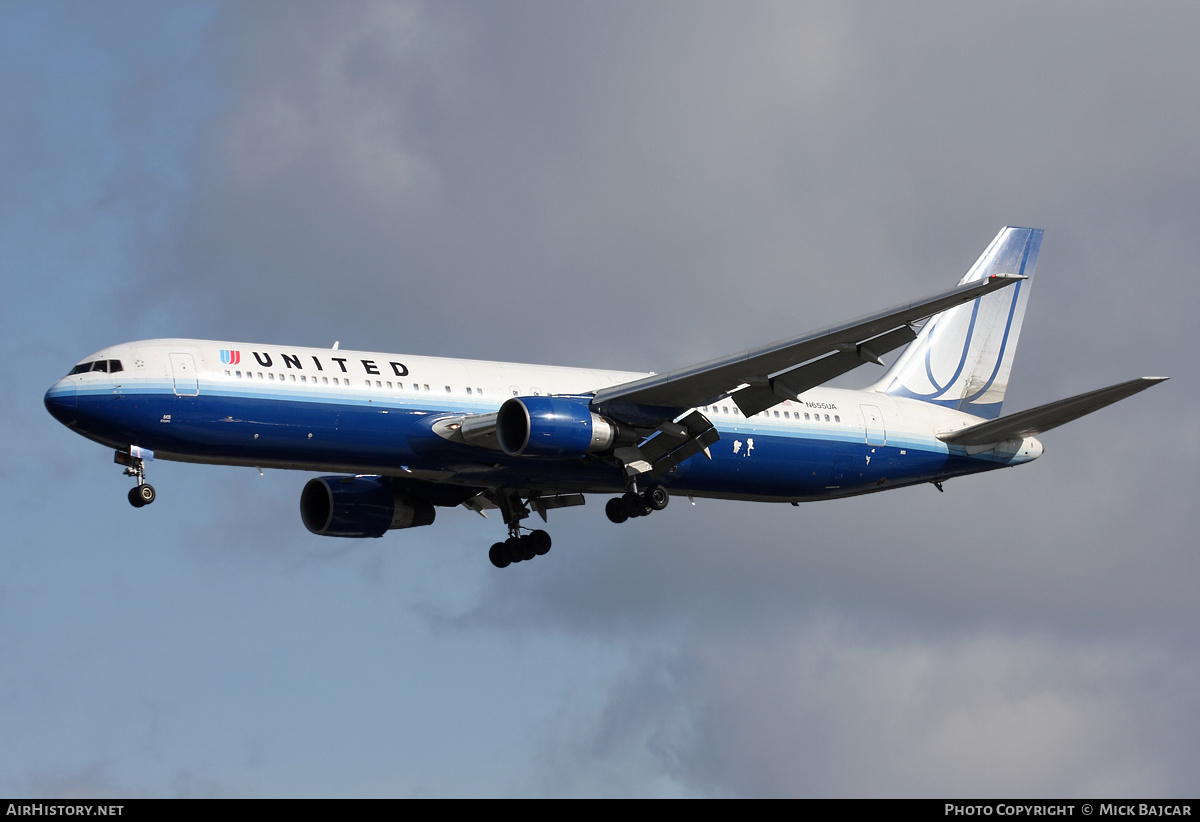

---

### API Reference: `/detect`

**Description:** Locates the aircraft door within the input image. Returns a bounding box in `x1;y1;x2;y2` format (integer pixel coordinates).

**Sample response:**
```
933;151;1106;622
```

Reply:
170;353;199;396
860;404;885;446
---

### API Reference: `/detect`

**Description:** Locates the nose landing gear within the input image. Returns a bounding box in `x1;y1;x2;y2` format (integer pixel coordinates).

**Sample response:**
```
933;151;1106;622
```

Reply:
115;449;156;508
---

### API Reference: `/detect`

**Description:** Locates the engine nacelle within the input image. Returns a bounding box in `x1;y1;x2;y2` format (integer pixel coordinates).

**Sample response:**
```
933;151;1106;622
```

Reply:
300;476;436;538
496;396;621;457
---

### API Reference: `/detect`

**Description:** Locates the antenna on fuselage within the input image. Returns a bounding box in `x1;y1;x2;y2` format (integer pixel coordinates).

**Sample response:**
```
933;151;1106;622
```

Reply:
332;341;340;350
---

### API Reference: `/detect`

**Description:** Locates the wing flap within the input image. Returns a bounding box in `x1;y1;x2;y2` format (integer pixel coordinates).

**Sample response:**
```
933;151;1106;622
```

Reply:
530;493;586;521
938;377;1167;445
614;410;720;477
732;324;919;417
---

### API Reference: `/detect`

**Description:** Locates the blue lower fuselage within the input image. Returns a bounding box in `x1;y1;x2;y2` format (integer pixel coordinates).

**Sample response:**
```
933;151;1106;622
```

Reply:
45;377;1031;504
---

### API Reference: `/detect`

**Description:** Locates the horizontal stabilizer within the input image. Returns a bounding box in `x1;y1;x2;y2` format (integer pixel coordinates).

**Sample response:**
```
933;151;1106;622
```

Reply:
938;377;1167;445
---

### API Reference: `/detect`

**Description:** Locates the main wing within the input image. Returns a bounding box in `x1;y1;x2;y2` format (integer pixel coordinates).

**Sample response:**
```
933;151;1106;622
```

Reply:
590;274;1025;421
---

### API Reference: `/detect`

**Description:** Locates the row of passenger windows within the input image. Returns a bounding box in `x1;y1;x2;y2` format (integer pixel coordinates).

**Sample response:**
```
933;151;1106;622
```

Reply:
226;370;484;395
224;368;839;423
701;404;841;424
69;359;124;375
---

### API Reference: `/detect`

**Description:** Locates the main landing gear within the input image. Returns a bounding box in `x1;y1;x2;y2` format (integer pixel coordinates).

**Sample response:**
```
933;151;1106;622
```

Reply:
488;490;553;569
489;529;552;568
604;483;669;524
115;450;156;508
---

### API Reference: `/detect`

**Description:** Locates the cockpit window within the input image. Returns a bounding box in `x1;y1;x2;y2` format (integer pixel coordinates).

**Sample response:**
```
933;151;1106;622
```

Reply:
67;359;123;376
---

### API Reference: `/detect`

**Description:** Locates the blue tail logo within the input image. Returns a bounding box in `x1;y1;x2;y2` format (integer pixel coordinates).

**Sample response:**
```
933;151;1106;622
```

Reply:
874;227;1043;420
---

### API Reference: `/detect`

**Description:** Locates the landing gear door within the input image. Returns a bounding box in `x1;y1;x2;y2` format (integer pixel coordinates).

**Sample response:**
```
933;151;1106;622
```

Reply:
170;353;199;397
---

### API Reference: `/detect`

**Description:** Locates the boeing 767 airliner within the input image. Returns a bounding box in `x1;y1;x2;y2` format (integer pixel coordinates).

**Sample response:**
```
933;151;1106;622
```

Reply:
45;228;1165;567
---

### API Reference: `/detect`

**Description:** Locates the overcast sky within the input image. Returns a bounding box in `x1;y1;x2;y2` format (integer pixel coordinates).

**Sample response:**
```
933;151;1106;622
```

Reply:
2;1;1197;797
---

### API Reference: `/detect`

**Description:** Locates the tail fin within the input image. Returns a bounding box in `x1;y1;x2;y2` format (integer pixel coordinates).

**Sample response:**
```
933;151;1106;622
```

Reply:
873;226;1043;419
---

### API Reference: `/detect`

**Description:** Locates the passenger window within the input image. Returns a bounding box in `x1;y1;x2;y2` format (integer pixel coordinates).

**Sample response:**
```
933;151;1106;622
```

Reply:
834;415;840;423
445;386;451;393
824;414;830;422
467;387;472;395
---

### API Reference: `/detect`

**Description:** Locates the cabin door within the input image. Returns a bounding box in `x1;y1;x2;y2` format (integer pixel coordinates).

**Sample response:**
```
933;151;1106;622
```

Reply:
860;404;885;446
170;353;199;396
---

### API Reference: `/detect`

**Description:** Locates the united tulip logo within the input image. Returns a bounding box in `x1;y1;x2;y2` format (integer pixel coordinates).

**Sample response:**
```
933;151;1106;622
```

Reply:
220;350;241;365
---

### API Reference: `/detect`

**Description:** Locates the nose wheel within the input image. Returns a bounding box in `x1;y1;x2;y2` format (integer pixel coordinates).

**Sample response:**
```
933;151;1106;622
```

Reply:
128;483;156;508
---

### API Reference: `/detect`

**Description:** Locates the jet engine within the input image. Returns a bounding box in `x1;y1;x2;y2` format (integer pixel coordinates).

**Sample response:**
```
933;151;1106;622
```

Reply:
496;396;624;457
300;476;436;538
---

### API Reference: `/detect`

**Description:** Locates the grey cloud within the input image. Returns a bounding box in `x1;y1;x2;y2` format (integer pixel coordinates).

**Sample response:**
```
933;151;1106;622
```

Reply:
11;0;1199;798
558;622;1200;797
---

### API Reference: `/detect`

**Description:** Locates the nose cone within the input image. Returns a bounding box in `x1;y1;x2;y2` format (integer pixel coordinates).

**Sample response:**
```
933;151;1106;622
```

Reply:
44;379;78;426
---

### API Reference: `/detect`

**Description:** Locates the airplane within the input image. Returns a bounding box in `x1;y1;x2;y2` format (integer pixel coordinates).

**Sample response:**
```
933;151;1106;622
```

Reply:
45;227;1165;568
